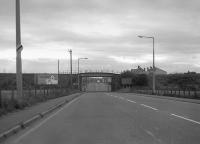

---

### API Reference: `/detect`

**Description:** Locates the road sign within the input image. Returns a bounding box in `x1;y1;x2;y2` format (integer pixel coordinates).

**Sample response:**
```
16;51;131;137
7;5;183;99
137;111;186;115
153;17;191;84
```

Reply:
35;74;58;85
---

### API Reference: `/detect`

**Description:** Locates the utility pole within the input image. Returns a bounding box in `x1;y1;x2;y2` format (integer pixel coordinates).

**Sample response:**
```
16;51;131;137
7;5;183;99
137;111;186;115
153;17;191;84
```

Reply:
68;49;72;89
58;59;60;85
16;0;23;100
58;59;60;75
78;58;79;90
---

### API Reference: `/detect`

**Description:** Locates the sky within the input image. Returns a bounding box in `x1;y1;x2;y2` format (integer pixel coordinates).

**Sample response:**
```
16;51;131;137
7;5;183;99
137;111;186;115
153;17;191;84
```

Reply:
0;0;200;73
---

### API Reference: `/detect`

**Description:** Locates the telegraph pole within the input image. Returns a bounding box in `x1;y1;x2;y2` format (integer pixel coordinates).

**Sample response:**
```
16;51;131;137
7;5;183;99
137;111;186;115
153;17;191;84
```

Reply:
16;0;23;100
58;59;60;75
78;58;79;90
58;59;60;85
68;49;72;89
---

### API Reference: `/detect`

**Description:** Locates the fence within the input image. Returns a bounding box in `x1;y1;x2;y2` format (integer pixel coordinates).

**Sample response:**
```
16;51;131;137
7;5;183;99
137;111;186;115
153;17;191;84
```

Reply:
131;89;200;99
0;87;76;111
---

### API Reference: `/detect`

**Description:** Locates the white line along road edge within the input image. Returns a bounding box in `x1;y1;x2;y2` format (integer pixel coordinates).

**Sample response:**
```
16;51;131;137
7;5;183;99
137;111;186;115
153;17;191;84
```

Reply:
14;97;80;143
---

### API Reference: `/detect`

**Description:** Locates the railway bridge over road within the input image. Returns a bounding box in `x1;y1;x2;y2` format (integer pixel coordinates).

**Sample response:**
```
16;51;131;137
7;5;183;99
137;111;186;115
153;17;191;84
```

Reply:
79;72;119;92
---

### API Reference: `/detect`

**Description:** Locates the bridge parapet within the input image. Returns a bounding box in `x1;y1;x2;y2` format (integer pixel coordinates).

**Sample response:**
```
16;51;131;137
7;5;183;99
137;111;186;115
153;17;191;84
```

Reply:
79;72;115;77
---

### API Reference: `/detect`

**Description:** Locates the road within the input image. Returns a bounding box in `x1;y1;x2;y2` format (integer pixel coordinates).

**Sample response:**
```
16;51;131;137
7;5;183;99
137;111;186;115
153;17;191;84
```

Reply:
4;92;200;144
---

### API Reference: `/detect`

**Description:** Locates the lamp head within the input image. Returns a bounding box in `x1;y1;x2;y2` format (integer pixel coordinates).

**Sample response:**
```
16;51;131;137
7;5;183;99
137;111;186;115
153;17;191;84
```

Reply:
79;57;88;60
138;35;144;38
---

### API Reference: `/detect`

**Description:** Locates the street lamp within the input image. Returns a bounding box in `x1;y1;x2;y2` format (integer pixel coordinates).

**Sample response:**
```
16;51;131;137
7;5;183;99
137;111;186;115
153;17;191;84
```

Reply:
138;35;155;94
78;58;88;90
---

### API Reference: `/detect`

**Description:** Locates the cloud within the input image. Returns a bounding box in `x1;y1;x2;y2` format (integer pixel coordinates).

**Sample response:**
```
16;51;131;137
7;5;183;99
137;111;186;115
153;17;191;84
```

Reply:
109;54;168;64
0;0;200;73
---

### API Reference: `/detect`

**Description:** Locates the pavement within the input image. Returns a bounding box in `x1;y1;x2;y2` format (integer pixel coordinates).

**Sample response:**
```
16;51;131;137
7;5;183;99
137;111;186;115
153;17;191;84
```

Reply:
3;92;200;144
0;93;80;134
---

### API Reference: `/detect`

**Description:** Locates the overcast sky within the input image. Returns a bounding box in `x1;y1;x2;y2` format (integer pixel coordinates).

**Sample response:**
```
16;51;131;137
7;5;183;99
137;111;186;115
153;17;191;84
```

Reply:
0;0;200;73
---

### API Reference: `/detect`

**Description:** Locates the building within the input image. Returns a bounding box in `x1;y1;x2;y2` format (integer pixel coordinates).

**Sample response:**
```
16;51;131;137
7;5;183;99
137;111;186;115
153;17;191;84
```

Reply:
131;66;147;74
131;66;167;75
147;67;167;75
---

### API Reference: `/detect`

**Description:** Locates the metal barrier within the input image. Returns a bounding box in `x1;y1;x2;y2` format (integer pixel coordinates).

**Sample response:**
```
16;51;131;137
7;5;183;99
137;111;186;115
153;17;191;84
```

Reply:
0;88;74;109
132;89;200;99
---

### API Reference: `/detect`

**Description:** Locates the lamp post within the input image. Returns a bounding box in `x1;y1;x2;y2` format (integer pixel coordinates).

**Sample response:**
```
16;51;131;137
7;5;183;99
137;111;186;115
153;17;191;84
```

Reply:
78;58;88;90
16;0;23;100
138;35;155;94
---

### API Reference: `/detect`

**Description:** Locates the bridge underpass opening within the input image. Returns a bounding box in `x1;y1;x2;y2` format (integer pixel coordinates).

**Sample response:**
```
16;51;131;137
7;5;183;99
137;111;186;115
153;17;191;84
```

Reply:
81;77;112;92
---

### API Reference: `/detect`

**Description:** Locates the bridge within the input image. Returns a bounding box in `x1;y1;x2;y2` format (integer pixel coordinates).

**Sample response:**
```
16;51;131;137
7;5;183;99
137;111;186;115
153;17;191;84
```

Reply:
79;72;117;92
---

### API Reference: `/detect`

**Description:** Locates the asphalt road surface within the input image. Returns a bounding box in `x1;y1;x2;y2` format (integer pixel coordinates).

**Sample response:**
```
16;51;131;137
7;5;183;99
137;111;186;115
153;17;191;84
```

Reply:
4;93;200;144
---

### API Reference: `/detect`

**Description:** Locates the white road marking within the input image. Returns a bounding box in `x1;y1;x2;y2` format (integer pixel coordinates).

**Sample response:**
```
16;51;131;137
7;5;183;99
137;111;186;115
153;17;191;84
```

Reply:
144;129;163;143
140;104;158;111
126;99;136;103
171;113;200;125
108;93;200;126
14;97;80;143
106;94;137;104
145;129;155;138
109;94;159;112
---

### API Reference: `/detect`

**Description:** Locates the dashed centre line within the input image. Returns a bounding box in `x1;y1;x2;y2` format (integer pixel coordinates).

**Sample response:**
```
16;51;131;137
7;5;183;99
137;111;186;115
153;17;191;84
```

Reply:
126;99;136;103
140;104;158;111
107;93;200;126
107;94;158;111
171;113;200;125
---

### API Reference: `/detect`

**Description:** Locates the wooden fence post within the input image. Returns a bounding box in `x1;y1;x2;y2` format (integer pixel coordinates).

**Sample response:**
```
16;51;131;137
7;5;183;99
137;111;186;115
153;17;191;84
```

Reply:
47;88;49;97
11;89;14;102
44;88;45;97
194;90;197;98
29;88;31;98
53;87;55;97
0;89;2;108
34;87;37;97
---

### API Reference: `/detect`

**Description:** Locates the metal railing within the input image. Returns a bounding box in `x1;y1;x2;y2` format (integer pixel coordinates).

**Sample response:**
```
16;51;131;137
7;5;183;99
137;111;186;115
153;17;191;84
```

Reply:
0;87;76;109
132;89;200;99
